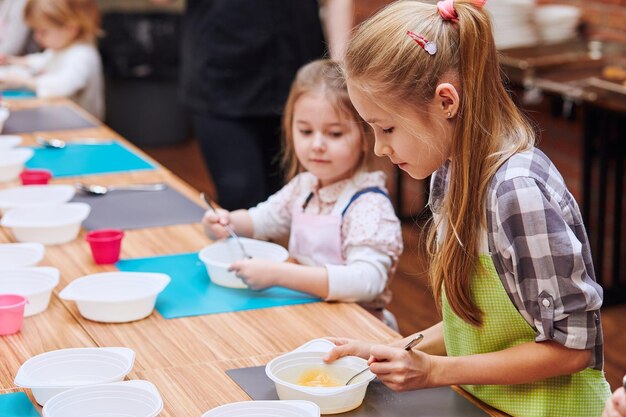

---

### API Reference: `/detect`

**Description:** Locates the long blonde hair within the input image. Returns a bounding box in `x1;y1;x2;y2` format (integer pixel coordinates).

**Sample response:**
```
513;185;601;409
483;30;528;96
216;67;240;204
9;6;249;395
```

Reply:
25;0;101;44
281;59;377;181
344;0;534;326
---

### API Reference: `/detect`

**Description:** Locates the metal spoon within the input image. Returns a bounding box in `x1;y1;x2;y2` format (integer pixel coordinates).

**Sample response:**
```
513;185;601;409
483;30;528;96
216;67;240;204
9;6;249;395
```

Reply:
200;192;252;259
76;182;166;196
344;333;424;386
36;136;113;149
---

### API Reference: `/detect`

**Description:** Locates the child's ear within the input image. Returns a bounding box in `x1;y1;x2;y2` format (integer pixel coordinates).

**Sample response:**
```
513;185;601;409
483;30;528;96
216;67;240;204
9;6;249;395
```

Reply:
434;83;460;119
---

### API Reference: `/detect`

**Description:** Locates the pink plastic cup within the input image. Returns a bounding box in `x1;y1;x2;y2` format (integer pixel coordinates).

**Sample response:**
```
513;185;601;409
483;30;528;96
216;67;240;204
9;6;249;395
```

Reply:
86;229;124;264
20;169;53;185
0;294;28;336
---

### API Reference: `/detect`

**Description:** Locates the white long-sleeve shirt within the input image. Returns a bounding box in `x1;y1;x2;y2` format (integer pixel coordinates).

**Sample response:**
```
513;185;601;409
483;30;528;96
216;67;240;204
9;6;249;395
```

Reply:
248;171;403;310
25;43;104;119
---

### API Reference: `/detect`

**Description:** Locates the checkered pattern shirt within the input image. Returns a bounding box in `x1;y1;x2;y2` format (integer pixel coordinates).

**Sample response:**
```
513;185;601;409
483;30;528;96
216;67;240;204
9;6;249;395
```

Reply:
430;148;605;370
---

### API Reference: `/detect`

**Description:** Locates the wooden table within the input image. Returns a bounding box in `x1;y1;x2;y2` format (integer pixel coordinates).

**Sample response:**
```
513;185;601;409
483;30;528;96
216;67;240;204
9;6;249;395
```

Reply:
0;98;506;416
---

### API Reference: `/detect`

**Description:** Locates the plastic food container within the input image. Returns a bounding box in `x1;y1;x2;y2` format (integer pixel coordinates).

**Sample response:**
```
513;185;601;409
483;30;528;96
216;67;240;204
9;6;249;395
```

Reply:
0;202;90;244
59;272;170;323
0;294;27;335
199;237;289;288
202;400;320;417
0;267;59;316
265;339;375;414
0;135;22;150
41;380;162;417
20;168;53;185
0;148;34;182
14;347;136;405
0;185;75;214
0;242;45;267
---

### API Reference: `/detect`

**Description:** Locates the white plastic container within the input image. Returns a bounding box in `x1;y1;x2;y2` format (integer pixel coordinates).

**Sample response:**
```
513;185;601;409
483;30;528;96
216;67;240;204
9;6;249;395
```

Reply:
0;106;9;134
0;147;34;182
0;267;59;316
0;202;90;244
202;400;320;417
0;135;22;151
0;185;76;214
0;243;44;267
199;237;289;288
42;380;162;417
14;347;135;405
265;339;375;414
59;272;170;323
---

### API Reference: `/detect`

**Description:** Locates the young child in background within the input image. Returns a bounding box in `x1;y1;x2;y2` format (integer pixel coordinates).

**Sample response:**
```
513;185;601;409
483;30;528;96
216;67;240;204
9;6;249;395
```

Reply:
204;59;403;328
0;0;103;119
322;1;611;416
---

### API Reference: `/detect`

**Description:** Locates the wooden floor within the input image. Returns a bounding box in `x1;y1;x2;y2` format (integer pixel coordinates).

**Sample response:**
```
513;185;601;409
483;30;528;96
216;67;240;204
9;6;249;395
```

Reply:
143;134;626;392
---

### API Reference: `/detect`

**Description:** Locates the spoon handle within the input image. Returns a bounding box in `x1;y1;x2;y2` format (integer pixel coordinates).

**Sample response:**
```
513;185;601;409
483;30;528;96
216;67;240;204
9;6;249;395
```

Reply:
200;193;251;259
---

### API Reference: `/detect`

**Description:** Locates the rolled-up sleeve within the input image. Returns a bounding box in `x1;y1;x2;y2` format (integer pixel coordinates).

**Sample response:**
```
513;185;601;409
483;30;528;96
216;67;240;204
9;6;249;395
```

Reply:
492;177;603;351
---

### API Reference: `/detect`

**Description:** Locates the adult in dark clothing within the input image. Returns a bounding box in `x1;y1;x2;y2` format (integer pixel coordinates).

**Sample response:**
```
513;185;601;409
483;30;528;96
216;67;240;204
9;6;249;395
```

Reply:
155;0;353;210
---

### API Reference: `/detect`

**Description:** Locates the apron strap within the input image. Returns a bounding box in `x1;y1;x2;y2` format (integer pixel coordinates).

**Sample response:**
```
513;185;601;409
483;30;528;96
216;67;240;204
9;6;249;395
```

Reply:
341;186;389;217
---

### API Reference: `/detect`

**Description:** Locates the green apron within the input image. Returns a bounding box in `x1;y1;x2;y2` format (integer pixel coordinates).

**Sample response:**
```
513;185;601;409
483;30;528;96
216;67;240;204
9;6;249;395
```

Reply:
442;255;610;417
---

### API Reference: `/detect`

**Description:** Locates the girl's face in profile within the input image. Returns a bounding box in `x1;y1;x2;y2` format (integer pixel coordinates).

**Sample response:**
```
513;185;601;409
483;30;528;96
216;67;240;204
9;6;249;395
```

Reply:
347;81;452;180
292;92;365;187
32;21;78;50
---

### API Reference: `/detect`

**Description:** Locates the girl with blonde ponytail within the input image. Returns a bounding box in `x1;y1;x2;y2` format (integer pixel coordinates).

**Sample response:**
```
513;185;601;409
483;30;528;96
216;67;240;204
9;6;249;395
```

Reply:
323;1;610;415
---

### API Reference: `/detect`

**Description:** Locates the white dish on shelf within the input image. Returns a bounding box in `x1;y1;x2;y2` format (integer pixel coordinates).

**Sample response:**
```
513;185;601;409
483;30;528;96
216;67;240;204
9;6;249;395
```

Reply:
41;380;162;417
0;185;75;214
0;266;59;316
0;202;90;244
14;347;135;406
59;271;170;323
0;242;44;267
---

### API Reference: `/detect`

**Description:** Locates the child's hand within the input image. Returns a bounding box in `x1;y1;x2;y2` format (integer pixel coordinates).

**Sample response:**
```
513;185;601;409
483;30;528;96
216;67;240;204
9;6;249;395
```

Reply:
0;54;9;65
366;344;432;392
323;338;375;362
202;207;232;240
604;386;626;417
0;71;33;89
228;258;280;290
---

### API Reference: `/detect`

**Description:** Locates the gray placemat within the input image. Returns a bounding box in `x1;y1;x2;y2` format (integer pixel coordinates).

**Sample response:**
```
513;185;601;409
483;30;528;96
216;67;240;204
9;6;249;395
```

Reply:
226;366;488;417
72;185;205;230
3;105;97;133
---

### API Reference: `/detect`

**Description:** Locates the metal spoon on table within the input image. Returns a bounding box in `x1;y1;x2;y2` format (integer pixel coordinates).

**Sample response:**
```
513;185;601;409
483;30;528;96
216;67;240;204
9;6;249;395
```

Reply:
75;182;166;196
200;192;252;259
36;136;113;149
344;334;424;386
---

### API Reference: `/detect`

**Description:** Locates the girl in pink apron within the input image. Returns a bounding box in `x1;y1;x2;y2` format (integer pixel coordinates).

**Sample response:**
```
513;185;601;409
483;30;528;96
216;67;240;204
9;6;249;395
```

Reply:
203;59;403;328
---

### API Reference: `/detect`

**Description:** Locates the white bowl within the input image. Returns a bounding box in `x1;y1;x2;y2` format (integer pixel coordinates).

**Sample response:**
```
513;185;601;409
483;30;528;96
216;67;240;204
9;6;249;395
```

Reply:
0;185;76;214
0;135;22;151
0;106;9;134
42;380;162;417
0;267;59;316
202;400;320;417
14;347;135;405
0;147;34;182
0;202;90;244
59;272;170;323
265;339;375;415
0;242;44;266
199;237;289;288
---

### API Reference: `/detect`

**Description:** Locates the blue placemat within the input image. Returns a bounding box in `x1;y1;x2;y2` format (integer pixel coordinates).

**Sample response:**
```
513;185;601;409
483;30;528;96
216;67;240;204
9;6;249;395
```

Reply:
1;89;36;99
116;252;320;319
0;392;40;417
25;141;155;177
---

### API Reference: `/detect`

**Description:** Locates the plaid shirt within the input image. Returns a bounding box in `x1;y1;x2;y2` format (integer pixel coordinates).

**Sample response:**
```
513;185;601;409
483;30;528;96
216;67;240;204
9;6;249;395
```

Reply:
430;148;605;370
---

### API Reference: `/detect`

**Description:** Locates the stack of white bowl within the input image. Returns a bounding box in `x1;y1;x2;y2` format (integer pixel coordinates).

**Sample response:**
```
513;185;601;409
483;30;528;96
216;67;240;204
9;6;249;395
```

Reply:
486;0;539;49
535;5;581;44
0;134;33;183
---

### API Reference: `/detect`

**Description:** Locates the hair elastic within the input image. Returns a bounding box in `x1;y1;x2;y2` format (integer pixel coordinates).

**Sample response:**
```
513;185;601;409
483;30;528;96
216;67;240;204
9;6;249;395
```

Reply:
406;31;437;56
437;0;488;22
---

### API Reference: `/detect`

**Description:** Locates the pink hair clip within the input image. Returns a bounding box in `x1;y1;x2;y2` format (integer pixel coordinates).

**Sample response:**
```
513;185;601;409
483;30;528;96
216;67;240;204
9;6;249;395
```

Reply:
406;31;437;56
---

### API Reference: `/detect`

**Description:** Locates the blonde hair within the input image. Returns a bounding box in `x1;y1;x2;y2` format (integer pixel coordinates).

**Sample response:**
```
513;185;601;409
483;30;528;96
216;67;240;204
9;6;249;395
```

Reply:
344;0;535;326
281;59;377;181
25;0;101;44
